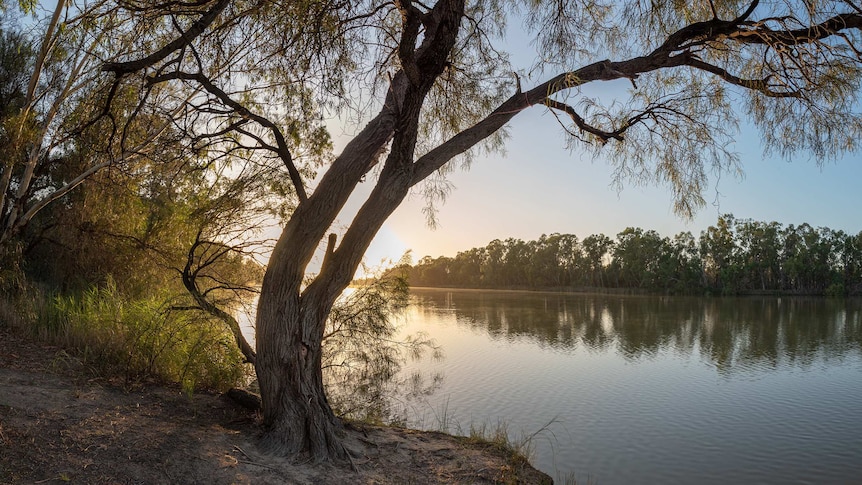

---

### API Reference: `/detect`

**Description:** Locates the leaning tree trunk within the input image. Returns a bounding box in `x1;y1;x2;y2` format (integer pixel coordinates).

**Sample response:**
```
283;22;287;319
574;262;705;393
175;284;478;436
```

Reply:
255;279;348;461
253;0;466;462
253;152;420;462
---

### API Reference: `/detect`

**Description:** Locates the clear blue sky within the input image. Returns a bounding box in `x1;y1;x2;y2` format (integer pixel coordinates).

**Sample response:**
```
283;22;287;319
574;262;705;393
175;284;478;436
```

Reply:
326;23;862;267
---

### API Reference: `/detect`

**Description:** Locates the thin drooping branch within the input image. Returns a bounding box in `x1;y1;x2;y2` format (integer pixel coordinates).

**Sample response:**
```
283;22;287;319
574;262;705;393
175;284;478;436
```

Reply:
686;57;801;97
544;98;625;143
182;234;256;364
191;118;251;144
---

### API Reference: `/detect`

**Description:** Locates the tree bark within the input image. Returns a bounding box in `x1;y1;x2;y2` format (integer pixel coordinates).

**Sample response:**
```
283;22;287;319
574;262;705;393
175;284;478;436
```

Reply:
255;306;347;461
253;82;421;465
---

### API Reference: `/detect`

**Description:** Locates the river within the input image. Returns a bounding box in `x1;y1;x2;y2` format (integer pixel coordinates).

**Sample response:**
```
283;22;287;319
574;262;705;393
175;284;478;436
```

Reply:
394;288;862;484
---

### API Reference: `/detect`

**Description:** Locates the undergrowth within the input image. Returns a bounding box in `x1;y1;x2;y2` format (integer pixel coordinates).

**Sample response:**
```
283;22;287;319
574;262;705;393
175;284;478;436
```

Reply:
459;419;556;484
7;279;246;393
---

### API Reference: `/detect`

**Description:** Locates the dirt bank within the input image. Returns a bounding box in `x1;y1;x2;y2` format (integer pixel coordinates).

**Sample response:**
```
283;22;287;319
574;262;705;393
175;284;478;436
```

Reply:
0;328;552;484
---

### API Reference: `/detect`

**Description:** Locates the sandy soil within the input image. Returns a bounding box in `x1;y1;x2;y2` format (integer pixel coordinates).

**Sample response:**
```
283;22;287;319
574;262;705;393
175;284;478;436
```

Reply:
0;328;552;484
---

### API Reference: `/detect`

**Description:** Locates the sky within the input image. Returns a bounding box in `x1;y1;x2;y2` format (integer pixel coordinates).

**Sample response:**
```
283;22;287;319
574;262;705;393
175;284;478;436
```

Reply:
320;21;862;269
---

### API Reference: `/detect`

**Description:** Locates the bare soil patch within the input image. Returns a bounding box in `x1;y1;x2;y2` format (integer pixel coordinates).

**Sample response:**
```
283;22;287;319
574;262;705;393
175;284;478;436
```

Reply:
0;328;552;484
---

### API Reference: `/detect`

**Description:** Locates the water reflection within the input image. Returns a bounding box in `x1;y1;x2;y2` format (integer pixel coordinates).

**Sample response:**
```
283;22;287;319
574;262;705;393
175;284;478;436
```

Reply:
411;289;862;373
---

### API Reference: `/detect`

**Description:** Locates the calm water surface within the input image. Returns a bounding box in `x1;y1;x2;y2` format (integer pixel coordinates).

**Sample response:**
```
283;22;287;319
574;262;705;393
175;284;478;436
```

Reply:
396;288;862;484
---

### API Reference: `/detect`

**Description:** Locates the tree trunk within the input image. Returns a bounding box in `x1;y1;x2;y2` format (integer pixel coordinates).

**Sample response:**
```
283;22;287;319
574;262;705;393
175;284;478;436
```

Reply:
251;0;465;462
255;293;347;461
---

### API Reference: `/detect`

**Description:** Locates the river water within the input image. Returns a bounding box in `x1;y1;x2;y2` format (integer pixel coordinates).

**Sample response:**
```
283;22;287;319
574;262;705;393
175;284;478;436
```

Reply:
395;288;862;484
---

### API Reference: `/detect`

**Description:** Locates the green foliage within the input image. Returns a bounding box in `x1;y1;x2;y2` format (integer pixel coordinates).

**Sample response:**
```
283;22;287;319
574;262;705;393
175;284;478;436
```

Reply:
0;23;34;185
35;280;245;393
825;282;846;297
14;0;36;15
0;26;31;117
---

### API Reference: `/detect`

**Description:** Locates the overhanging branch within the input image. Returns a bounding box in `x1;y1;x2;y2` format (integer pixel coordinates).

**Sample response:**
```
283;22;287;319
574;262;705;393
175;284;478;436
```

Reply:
148;70;308;201
728;12;862;46
411;5;862;185
686;57;800;98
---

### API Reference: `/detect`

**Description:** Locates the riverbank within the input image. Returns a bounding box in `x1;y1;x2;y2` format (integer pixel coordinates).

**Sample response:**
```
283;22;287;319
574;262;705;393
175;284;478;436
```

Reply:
0;327;552;484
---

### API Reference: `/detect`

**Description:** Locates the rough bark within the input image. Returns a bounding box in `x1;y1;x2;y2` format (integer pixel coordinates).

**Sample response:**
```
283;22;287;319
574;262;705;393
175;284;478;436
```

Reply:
255;308;347;460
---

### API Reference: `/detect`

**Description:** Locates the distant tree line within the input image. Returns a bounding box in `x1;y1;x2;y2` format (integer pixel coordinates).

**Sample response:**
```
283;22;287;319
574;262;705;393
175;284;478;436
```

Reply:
405;215;862;296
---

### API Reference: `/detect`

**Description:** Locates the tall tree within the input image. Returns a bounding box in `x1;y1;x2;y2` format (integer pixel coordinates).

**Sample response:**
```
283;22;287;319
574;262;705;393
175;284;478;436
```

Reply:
582;234;614;287
700;214;739;292
98;0;862;462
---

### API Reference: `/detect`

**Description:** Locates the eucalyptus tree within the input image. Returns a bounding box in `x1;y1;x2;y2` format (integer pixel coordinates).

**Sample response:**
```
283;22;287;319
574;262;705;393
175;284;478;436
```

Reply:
100;0;862;462
700;214;739;292
531;233;580;287
482;238;506;286
782;223;837;292
611;227;667;288
450;247;485;286
0;0;202;255
734;218;782;291
834;230;862;293
670;231;705;291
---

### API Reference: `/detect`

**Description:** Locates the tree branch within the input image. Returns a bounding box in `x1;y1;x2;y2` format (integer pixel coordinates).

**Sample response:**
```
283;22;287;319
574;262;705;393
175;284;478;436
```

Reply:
182;235;257;364
412;6;862;185
733;0;761;24
727;12;862;46
148;70;308;201
410;58;637;183
103;0;230;75
685;56;800;97
393;0;423;85
544;98;625;143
